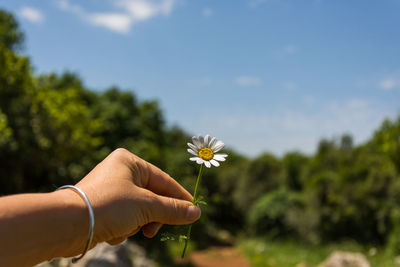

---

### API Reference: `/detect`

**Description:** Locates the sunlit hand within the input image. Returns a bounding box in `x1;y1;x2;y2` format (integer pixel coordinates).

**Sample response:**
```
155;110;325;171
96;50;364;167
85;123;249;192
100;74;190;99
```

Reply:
76;148;201;246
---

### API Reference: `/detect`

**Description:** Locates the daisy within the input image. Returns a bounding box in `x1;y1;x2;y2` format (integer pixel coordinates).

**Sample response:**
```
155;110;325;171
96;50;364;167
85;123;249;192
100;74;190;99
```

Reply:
187;134;228;168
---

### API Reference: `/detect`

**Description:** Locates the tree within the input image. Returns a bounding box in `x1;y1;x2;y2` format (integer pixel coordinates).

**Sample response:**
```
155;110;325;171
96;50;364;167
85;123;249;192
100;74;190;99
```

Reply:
248;187;299;237
0;10;24;50
369;117;400;172
234;153;284;212
0;42;34;193
282;151;309;191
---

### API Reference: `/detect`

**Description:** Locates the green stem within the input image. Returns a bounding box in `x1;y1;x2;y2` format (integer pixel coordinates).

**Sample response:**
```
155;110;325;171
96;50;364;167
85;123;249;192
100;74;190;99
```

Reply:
181;164;204;258
181;224;192;258
192;164;204;201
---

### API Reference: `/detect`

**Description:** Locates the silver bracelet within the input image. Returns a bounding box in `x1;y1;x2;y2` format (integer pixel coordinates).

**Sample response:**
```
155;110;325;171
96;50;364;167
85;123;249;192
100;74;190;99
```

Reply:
57;185;95;263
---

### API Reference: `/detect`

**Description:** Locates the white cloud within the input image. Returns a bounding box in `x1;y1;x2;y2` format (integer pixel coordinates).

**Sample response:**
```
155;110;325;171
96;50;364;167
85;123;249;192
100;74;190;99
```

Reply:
379;78;397;91
234;76;262;87
202;7;213;17
57;0;178;34
355;71;400;91
58;0;83;14
88;13;132;34
18;7;44;24
117;0;176;22
120;1;156;20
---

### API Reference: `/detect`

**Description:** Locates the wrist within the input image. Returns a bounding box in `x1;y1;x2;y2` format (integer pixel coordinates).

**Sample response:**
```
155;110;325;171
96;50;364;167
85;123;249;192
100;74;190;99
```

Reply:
48;189;90;258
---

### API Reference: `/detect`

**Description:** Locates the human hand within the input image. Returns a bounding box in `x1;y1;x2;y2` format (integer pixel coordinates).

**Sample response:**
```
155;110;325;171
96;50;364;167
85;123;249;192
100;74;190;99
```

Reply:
75;148;201;247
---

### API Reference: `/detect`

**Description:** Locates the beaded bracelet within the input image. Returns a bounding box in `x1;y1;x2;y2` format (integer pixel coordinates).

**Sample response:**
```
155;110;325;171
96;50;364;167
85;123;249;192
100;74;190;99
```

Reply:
57;185;95;263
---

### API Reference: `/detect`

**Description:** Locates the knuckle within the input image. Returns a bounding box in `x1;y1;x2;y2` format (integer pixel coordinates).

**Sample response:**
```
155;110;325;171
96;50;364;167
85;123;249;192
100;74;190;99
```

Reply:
168;197;180;222
112;148;130;158
111;148;142;172
140;161;152;187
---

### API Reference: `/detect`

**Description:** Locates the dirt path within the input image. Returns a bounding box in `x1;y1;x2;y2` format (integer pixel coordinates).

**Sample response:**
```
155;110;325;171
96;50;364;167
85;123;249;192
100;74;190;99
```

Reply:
186;246;251;267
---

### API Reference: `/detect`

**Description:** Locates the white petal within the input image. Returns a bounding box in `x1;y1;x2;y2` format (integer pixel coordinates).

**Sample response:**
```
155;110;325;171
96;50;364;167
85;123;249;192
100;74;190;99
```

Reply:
190;157;200;161
196;158;204;164
187;149;197;156
210;159;220;167
204;134;211;147
187;143;198;152
214;154;227;161
211;140;223;150
204;161;211;168
208;137;217;148
212;140;225;152
198;135;204;146
192;136;202;149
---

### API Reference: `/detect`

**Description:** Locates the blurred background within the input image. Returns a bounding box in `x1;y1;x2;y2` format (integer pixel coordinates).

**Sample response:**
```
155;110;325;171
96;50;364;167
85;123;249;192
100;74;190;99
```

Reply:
0;0;399;266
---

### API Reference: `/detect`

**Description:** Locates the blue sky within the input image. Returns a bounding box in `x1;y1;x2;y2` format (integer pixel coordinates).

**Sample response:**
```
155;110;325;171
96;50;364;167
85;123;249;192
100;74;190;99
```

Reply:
1;0;399;157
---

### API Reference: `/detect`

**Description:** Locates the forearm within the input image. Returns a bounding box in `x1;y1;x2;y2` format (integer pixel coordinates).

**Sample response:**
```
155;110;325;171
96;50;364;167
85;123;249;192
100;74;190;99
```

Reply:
0;189;88;267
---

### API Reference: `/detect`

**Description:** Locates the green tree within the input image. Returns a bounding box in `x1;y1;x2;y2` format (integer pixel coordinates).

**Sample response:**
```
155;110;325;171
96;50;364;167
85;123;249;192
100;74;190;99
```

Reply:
0;42;34;193
282;151;309;191
234;153;284;213
0;10;24;50
369;117;400;172
248;187;299;237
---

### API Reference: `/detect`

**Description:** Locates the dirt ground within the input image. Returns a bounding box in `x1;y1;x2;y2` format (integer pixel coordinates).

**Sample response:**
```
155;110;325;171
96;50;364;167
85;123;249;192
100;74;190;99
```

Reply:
186;246;251;267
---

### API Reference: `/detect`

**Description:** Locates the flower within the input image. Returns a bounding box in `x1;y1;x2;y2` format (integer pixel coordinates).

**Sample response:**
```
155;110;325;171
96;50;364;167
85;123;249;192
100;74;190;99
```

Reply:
187;134;228;168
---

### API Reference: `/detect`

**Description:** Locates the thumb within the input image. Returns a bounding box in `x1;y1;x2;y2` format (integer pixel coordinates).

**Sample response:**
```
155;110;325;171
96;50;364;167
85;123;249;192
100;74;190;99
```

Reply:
144;192;201;225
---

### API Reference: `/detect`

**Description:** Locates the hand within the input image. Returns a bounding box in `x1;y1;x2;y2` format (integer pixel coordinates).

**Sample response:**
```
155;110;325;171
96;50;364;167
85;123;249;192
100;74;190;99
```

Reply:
75;148;201;246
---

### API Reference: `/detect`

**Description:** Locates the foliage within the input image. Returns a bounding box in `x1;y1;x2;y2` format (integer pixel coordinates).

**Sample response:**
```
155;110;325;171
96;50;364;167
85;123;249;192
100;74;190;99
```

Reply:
369;117;400;172
234;153;284;213
0;9;24;50
247;187;299;237
282;151;309;191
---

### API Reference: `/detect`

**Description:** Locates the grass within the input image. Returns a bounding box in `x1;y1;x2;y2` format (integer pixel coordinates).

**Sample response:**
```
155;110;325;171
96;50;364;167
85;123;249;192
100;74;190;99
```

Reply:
239;238;399;267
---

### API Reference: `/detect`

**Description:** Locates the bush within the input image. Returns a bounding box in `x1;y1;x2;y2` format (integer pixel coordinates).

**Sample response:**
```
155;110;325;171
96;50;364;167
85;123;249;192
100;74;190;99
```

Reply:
247;187;299;237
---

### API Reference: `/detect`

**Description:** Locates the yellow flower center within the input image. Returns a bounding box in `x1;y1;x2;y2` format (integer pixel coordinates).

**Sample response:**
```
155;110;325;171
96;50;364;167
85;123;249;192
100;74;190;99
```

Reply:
198;147;214;161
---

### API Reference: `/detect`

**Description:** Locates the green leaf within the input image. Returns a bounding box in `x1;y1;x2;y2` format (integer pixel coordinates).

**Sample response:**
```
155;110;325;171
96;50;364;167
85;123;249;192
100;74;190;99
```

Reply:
194;195;207;206
197;200;208;206
160;233;176;242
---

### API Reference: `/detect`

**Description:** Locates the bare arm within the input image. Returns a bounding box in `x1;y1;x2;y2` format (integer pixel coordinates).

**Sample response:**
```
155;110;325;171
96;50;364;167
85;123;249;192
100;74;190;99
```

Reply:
0;190;88;266
0;148;201;267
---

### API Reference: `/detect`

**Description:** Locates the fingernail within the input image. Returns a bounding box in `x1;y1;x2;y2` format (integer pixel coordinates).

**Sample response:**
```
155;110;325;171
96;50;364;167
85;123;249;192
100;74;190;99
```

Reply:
186;205;201;221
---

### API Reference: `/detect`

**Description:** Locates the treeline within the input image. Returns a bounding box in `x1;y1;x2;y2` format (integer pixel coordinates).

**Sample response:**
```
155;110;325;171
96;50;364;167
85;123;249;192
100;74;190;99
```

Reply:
1;8;400;258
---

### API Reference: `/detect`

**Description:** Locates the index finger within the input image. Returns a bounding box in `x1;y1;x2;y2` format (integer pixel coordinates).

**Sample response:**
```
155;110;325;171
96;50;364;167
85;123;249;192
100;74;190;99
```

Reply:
139;158;193;202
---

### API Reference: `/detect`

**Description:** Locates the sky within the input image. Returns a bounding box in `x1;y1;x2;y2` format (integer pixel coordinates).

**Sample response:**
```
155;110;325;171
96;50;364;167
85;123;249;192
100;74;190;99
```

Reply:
0;0;399;157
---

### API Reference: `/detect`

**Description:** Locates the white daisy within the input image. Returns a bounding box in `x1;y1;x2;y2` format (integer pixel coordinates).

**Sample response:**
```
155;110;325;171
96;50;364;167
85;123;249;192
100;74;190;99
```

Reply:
187;134;228;168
